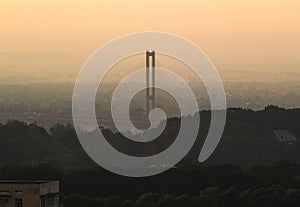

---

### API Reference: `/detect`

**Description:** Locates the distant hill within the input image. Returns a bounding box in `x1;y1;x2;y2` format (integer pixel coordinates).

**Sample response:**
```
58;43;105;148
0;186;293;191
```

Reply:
0;105;300;167
190;105;300;166
0;120;92;167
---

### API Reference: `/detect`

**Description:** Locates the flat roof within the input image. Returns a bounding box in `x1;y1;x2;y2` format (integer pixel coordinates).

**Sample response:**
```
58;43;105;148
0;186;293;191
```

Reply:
0;180;58;184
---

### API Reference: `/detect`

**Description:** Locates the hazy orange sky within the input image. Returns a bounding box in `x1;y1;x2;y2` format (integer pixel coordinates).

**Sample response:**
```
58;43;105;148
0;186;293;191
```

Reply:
1;0;300;72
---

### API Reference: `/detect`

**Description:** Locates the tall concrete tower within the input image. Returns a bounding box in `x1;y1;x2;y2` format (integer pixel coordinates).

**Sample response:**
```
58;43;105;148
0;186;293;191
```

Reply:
146;50;155;115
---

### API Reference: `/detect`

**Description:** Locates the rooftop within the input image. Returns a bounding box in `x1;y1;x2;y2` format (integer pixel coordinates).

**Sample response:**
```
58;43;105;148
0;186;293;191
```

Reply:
0;180;57;184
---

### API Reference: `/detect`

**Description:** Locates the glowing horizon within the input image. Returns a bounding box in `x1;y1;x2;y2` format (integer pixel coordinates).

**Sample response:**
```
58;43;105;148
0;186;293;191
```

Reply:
1;0;300;73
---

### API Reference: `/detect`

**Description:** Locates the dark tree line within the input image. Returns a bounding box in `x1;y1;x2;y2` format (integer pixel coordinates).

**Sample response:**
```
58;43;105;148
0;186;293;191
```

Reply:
3;162;300;207
0;161;300;198
63;185;300;207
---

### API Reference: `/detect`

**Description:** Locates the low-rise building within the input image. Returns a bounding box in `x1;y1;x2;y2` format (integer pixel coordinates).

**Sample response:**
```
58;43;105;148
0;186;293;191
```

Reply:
0;180;59;207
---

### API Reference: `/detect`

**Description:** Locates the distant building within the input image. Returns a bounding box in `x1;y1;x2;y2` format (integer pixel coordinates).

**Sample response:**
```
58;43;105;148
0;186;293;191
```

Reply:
273;130;297;143
0;181;59;207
